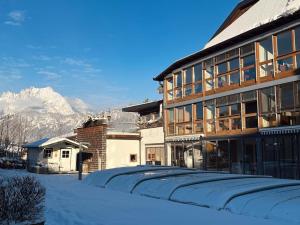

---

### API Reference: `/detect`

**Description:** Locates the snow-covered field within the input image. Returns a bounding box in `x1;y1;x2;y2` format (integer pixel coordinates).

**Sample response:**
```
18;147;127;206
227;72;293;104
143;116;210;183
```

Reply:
0;169;290;225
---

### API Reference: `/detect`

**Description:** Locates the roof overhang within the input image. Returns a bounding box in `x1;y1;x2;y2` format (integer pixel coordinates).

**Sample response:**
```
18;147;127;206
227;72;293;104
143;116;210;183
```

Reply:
153;10;300;82
122;100;162;116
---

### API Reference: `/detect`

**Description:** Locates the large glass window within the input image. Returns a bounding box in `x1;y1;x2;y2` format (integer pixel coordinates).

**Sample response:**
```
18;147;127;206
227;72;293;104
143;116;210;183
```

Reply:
241;43;256;82
167;109;175;135
259;37;274;77
205;100;215;133
174;72;182;99
295;26;300;51
166;78;174;101
194;102;203;133
194;63;203;94
277;30;293;56
260;87;276;128
277;82;300;126
204;59;215;91
175;105;193;135
242;91;258;129
183;67;193;97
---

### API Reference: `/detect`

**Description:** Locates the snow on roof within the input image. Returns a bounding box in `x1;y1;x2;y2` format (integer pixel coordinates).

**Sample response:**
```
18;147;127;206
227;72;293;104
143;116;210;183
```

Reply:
24;137;88;149
205;0;300;49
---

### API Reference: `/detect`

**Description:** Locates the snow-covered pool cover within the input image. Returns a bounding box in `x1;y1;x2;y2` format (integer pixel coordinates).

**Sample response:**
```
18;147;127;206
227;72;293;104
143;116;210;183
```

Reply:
84;165;180;187
106;168;200;193
86;166;300;224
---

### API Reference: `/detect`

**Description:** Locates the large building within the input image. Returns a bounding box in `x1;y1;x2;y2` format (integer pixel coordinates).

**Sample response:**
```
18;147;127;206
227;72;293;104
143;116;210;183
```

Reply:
154;0;300;179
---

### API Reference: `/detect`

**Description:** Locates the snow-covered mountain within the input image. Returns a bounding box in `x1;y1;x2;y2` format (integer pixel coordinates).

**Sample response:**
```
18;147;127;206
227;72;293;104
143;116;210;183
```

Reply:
0;87;90;115
0;87;138;146
0;87;91;144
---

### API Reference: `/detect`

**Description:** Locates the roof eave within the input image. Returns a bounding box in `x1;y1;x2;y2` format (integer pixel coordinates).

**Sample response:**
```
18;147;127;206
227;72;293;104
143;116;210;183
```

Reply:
153;11;300;82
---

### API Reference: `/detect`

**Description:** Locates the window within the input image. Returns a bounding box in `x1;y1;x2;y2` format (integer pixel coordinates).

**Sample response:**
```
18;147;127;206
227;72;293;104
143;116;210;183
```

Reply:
194;102;203;133
175;105;193;135
194;63;203;94
183;67;193;96
277;30;293;56
276;30;295;74
204;59;214;91
62;150;70;158
215;49;240;89
43;148;53;158
174;72;182;99
242;91;258;129
205;100;215;133
260;87;276;127
166;78;174;101
167;109;175;135
295;26;300;51
241;44;256;82
130;154;137;162
216;94;241;132
258;37;274;77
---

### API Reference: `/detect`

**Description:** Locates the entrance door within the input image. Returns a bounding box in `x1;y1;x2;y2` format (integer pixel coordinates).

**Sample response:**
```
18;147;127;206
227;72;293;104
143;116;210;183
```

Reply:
146;147;164;165
60;149;71;172
244;139;257;175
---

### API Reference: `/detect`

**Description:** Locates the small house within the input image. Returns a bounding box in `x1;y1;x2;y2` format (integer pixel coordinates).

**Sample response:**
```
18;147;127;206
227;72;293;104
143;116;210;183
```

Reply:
25;137;89;173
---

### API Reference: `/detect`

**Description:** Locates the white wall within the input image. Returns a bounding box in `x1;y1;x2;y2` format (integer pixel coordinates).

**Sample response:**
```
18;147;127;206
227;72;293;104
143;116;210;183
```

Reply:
106;139;140;169
140;127;164;164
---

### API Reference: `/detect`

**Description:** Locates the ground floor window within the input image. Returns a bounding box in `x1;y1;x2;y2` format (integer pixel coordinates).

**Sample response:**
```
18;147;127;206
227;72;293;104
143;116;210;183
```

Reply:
43;148;53;158
146;147;164;165
130;154;137;162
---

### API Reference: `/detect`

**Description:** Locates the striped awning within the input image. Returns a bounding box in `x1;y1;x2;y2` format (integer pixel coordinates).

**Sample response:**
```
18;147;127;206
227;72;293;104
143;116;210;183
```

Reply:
165;134;204;143
260;125;300;135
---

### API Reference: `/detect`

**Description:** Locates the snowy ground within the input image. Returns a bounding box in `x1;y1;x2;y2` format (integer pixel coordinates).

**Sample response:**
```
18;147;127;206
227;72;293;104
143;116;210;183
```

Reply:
0;169;290;225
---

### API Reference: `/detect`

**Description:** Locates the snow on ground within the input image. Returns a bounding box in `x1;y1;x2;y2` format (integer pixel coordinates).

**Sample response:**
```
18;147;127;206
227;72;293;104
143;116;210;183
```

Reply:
0;169;286;225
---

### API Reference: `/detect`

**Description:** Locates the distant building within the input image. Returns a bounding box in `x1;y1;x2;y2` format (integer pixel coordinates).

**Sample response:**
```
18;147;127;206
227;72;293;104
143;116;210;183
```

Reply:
123;100;165;166
25;137;89;173
75;117;141;171
153;0;300;179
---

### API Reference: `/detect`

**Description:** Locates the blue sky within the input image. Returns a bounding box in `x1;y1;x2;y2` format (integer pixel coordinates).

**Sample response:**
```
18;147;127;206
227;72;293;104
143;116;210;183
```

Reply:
0;0;238;110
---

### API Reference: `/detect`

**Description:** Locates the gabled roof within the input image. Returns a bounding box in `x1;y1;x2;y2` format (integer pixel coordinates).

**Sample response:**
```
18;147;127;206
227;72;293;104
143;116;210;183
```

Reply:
24;137;88;149
122;100;162;116
205;0;300;48
153;0;300;82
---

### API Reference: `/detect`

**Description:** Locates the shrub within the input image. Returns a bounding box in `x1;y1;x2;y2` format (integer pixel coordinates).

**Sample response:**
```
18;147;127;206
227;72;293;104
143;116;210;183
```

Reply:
0;176;45;225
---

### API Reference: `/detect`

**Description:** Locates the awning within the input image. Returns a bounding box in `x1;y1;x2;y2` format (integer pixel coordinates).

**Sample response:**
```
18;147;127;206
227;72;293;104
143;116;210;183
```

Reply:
165;134;204;143
260;125;300;135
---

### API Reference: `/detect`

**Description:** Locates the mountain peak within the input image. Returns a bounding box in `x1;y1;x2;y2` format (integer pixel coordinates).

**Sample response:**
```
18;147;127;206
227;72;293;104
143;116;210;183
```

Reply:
0;86;89;115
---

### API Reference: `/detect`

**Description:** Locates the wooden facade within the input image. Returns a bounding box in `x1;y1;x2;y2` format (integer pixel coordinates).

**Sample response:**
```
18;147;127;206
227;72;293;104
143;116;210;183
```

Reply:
154;2;300;179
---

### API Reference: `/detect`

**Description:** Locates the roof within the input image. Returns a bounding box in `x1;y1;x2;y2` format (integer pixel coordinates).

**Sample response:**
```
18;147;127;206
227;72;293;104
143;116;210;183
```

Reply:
153;0;300;81
205;0;300;49
122;100;162;116
210;0;259;40
24;137;88;149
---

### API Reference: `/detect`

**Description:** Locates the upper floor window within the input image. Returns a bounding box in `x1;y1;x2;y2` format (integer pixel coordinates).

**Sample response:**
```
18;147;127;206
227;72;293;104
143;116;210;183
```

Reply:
277;30;293;56
205;100;215;133
276;30;294;73
194;63;203;94
167;108;175;135
260;87;276;128
241;43;256;82
183;67;193;96
174;72;182;99
296;26;300;51
258;37;274;77
166;78;174;101
204;59;214;91
242;91;258;128
194;102;203;133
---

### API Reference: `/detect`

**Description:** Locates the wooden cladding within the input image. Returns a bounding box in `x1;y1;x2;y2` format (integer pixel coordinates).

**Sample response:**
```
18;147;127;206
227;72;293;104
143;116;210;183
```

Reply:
165;25;300;106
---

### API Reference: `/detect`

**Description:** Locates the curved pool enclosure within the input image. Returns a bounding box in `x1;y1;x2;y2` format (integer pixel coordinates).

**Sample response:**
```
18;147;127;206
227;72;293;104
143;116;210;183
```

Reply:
85;166;300;224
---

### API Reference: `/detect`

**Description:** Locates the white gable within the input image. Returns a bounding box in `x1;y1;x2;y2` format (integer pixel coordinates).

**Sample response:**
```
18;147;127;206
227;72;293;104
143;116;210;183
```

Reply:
205;0;300;49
